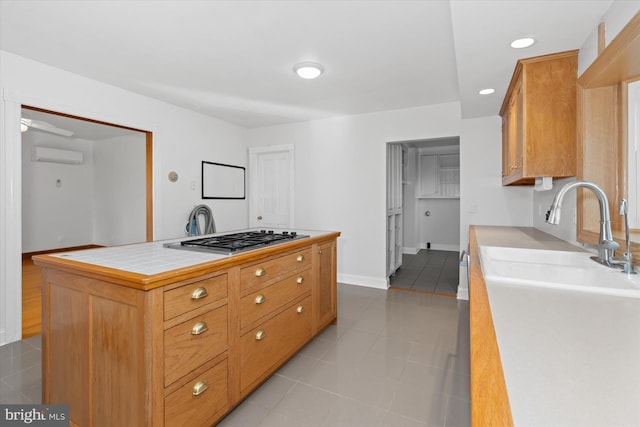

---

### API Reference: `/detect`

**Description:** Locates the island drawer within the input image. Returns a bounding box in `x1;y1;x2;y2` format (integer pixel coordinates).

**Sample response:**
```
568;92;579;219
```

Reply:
239;295;312;392
240;248;312;292
240;270;311;330
164;305;228;387
164;358;229;427
164;273;228;321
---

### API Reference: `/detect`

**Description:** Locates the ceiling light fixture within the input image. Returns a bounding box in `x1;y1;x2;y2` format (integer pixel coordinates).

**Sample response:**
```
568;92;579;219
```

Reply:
294;62;324;79
479;88;495;95
511;37;536;49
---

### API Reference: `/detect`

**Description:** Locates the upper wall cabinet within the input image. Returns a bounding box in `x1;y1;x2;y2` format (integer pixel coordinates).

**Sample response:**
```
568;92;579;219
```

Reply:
419;152;460;198
500;50;578;186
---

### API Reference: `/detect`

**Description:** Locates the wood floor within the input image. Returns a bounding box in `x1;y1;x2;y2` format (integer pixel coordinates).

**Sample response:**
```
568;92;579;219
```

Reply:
22;246;101;338
22;256;42;338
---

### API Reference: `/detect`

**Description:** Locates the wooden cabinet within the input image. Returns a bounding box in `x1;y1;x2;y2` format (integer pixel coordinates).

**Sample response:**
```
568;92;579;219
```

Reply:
500;50;578;186
316;240;337;329
419;152;460;198
37;233;339;427
164;357;229;427
239;295;312;393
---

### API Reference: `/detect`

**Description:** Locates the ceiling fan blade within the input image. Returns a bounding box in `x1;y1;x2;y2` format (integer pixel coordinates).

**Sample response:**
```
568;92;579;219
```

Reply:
21;118;74;137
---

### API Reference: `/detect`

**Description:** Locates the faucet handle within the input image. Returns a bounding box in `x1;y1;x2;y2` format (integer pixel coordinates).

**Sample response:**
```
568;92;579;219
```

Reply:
619;199;628;216
602;240;619;251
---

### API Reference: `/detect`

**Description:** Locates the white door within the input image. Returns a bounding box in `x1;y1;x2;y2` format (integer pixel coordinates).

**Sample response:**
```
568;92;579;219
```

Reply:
249;145;294;229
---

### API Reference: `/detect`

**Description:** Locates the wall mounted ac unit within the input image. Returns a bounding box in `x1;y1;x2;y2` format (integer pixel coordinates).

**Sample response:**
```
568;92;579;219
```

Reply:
32;147;83;164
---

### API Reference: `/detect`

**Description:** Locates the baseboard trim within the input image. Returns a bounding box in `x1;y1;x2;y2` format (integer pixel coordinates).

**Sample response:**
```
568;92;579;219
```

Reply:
419;243;459;252
338;273;388;290
402;247;420;255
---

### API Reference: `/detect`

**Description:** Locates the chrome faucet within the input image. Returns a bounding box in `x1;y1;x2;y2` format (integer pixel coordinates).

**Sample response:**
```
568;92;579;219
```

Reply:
546;181;619;267
617;199;637;274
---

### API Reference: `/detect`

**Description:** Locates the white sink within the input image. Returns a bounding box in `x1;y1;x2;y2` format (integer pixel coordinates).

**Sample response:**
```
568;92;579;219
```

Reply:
480;246;640;298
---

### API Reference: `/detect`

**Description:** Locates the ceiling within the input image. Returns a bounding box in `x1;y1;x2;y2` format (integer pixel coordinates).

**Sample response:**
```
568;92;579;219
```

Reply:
1;0;615;132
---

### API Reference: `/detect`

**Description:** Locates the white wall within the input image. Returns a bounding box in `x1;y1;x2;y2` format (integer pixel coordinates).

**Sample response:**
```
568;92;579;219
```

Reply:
93;134;147;246
418;198;460;251
21;134;96;252
1;50;249;344
459;116;533;253
246;102;462;288
578;1;640;76
533;177;579;244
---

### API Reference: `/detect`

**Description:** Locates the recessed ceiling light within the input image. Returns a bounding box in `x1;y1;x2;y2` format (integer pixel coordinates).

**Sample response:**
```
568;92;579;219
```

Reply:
293;62;324;79
511;37;536;49
479;88;495;95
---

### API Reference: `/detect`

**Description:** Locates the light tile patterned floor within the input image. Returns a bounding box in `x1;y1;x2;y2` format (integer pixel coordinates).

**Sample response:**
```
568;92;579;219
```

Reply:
219;284;470;427
390;250;460;295
0;283;470;427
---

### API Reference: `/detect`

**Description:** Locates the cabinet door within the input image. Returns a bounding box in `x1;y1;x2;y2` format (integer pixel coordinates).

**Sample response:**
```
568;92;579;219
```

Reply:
317;241;337;329
503;81;524;183
419;154;438;197
502;111;510;179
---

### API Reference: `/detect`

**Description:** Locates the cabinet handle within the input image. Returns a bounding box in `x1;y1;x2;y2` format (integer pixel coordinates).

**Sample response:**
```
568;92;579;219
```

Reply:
297;305;304;314
255;267;266;277
191;287;208;300
296;255;304;262
254;294;266;304
318;250;323;254
255;330;266;341
296;276;304;285
191;321;208;335
192;380;208;396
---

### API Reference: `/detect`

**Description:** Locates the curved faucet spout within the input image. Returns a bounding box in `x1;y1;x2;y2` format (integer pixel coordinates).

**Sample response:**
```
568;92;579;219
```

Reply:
546;181;618;266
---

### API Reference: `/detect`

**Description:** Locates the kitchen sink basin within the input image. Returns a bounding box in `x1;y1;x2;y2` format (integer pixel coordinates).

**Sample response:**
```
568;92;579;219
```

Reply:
480;246;640;298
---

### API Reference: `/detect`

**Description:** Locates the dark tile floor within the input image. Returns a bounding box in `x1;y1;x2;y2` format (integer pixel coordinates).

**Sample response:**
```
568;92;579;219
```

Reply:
390;250;460;295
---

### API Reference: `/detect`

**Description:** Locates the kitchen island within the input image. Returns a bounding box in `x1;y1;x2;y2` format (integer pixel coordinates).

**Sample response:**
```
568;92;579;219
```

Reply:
33;229;340;427
469;226;640;427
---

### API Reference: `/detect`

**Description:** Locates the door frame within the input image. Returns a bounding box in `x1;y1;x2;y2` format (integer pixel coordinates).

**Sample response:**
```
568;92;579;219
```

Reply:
1;96;154;344
248;144;295;229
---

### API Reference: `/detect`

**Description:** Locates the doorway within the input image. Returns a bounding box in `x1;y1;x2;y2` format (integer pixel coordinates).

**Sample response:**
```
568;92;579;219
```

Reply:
386;137;461;296
248;145;295;229
20;106;153;338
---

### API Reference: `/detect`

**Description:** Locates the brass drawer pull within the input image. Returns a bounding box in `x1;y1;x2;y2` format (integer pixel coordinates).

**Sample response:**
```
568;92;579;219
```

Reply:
296;255;304;262
192;380;208;396
255;267;266;277
191;321;209;335
296;276;304;285
318;250;323;254
191;287;208;300
297;305;304;314
255;294;266;304
255;330;266;341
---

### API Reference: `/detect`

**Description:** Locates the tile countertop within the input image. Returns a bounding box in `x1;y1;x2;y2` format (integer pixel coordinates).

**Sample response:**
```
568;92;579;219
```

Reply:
45;229;336;276
473;226;640;427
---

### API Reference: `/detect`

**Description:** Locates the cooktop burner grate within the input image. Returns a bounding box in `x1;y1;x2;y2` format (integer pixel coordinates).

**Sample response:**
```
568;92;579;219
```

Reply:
164;231;309;255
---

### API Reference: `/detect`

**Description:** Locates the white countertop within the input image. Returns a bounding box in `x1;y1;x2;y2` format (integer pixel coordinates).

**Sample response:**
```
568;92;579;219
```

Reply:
475;226;640;427
49;229;333;276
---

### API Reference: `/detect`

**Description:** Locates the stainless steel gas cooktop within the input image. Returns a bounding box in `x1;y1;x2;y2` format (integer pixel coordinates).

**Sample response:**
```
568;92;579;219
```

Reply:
163;230;309;255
